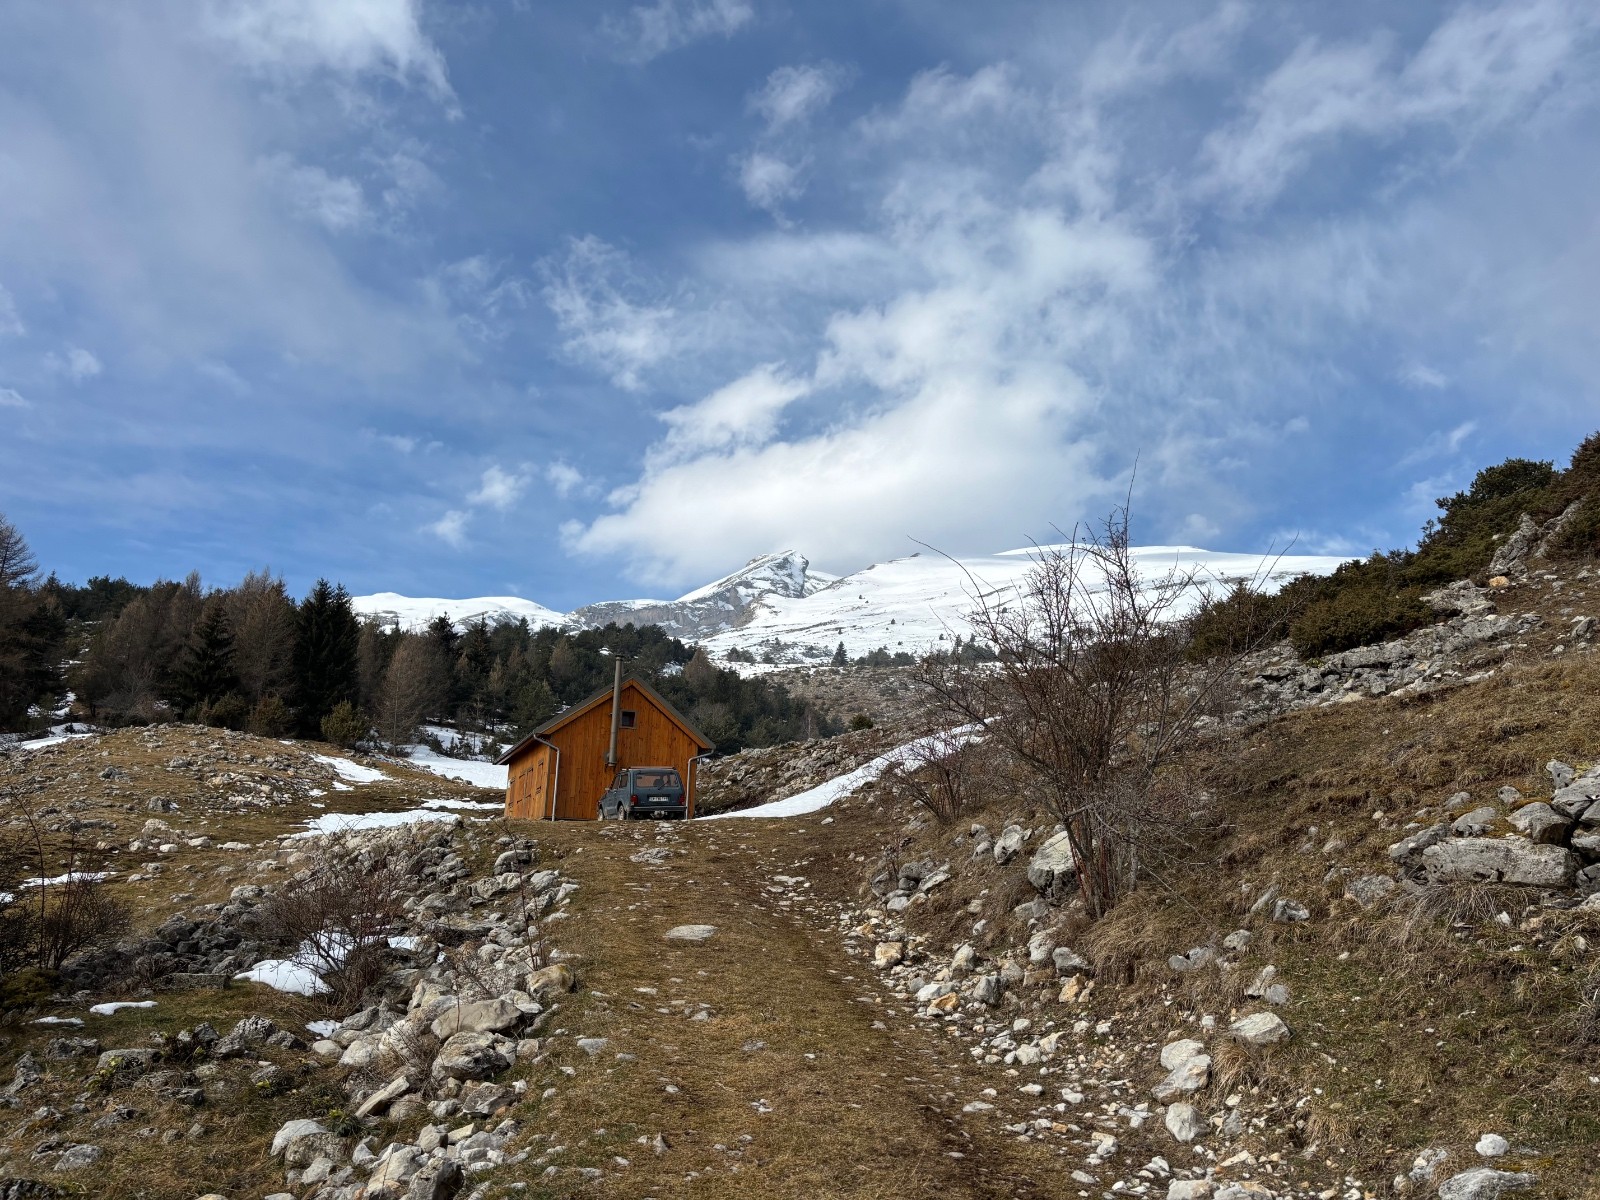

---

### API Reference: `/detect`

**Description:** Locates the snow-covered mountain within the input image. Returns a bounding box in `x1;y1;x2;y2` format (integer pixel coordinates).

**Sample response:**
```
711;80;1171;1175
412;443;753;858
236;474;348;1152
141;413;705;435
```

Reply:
352;544;1349;666
567;551;835;641
698;545;1351;668
351;551;832;641
351;592;566;632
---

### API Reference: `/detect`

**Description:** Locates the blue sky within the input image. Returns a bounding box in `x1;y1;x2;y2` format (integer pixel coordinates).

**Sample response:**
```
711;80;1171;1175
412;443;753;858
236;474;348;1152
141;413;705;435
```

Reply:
1;0;1597;608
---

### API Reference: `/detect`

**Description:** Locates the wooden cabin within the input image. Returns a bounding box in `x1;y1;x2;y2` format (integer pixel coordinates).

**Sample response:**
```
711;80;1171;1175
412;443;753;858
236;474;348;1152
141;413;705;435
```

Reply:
497;672;714;820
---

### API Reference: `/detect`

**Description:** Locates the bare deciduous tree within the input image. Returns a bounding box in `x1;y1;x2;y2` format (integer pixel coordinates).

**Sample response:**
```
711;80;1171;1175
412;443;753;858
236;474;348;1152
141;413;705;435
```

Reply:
375;635;448;751
917;507;1279;918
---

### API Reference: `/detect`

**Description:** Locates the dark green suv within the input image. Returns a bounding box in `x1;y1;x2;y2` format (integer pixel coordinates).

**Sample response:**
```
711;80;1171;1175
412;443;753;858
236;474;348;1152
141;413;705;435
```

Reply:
598;767;687;820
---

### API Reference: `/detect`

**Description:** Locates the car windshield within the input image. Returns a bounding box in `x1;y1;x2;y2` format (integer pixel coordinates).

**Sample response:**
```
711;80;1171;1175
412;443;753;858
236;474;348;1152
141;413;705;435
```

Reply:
632;770;681;789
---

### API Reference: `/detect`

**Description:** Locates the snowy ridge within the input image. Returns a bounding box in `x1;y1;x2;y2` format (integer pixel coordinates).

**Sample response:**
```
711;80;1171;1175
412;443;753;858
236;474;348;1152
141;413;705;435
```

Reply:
352;544;1349;666
354;592;566;633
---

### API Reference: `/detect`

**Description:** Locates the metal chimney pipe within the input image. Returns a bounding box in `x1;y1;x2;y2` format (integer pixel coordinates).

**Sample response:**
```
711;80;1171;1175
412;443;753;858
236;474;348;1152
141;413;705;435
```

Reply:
605;656;623;768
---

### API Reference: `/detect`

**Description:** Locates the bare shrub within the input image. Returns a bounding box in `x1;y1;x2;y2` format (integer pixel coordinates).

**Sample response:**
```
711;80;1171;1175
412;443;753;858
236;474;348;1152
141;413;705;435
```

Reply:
917;505;1286;918
0;798;129;984
256;848;411;1010
880;729;987;825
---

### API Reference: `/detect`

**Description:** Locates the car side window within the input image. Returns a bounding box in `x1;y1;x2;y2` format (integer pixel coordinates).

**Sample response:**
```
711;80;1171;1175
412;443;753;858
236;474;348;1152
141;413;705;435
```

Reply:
612;770;628;789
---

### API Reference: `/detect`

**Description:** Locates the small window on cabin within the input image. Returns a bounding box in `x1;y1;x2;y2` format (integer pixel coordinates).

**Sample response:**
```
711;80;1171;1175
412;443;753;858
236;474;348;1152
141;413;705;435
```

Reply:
619;710;637;728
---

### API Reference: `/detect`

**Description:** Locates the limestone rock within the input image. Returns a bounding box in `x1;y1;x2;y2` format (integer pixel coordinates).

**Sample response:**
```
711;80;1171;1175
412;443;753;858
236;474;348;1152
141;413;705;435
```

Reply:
430;998;522;1040
1025;830;1076;893
1389;823;1449;864
1421;837;1577;888
1159;1038;1205;1070
1437;1168;1536;1200
1163;1102;1206;1142
993;825;1026;865
1507;802;1568;844
431;1031;516;1082
1229;1012;1290;1047
1344;874;1397;908
1452;806;1500;837
663;924;717;942
1152;1053;1210;1101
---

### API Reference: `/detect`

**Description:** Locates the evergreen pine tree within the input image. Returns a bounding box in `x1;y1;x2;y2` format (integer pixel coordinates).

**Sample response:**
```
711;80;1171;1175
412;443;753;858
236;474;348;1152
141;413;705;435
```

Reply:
831;641;848;667
294;579;360;734
175;598;238;714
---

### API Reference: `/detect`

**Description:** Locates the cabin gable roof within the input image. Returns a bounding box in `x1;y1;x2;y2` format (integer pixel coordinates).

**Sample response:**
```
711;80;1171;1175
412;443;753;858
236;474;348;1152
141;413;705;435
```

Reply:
494;672;714;765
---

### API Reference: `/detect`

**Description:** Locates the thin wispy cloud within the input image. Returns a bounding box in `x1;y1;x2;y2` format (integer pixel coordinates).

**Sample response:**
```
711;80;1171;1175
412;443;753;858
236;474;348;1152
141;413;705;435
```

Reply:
601;0;753;64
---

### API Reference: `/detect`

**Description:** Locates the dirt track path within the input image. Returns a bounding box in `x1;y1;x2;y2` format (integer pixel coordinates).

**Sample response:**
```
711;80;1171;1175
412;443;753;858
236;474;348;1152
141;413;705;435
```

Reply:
512;815;1073;1199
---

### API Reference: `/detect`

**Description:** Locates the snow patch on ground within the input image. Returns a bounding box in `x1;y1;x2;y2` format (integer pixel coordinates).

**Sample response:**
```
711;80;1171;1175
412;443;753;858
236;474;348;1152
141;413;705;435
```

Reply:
21;871;113;888
9;724;100;752
706;726;983;820
311;754;389;785
421;796;502;812
305;1019;339;1037
32;1016;84;1026
403;745;508;790
236;958;330;997
292;809;461;837
89;1000;157;1016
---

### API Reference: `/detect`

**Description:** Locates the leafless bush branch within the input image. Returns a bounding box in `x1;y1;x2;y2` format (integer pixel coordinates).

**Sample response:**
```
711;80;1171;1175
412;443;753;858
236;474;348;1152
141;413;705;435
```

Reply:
915;505;1280;917
881;731;988;825
256;843;412;1009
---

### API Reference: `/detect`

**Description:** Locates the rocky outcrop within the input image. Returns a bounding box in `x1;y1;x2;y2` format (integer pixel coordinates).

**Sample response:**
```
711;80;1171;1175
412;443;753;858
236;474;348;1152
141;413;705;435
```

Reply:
1391;761;1600;894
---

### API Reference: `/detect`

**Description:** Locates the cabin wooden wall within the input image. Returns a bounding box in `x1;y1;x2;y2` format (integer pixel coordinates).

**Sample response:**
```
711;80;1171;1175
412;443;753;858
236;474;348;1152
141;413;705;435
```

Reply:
503;680;703;820
505;744;553;820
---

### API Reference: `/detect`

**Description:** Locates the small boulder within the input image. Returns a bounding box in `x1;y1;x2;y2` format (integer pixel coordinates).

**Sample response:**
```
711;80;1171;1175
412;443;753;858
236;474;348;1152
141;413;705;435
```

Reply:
1229;1012;1290;1048
874;941;904;969
1344;874;1397;908
1437;1168;1536;1200
1422;837;1577;888
1160;1038;1205;1070
1452;806;1500;837
1506;803;1568;845
1271;898;1310;923
1163;1102;1206;1143
1025;830;1076;894
430;998;522;1040
431;1031;516;1082
525;963;575;996
1152;1054;1210;1101
663;924;717;942
53;1144;103;1171
993;825;1026;865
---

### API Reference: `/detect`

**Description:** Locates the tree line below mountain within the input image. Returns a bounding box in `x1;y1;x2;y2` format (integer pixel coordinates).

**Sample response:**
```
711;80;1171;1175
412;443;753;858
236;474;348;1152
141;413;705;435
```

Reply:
0;526;842;755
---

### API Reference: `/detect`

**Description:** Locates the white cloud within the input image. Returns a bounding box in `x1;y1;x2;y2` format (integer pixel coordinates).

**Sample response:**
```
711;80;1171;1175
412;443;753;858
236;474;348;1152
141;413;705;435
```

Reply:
542;237;681;390
425;508;468;546
736;153;802;213
569;196;1155;581
750;63;850;129
468;464;529;511
0;387;30;408
601;0;753;64
545;461;585;498
257;154;370;232
0;284;22;336
1400;362;1449;389
204;0;454;103
1199;0;1599;206
1397;420;1478;468
660;364;808;458
43;346;102;382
